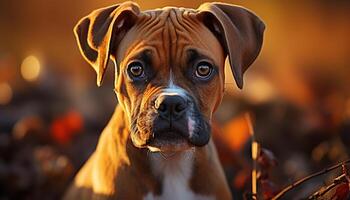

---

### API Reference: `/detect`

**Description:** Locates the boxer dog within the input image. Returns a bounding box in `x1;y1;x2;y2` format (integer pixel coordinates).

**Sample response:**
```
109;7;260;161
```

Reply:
64;1;264;200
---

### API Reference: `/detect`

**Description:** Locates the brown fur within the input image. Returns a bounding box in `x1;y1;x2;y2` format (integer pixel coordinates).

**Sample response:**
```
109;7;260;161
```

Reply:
65;2;264;199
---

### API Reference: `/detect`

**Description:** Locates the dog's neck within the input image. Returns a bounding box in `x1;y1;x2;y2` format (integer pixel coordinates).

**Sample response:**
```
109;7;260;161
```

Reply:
145;150;207;200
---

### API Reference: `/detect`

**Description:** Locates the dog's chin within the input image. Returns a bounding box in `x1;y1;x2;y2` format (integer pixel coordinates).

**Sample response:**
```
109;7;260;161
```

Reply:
130;131;192;152
146;137;192;153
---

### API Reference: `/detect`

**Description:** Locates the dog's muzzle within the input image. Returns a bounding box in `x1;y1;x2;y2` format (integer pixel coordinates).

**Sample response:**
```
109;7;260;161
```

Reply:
131;89;210;152
152;94;189;141
150;92;209;151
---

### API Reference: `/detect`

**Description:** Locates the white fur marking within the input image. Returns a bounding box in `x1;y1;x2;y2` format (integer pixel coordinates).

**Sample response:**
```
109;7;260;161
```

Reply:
162;70;187;98
168;70;176;88
188;118;196;138
143;151;214;200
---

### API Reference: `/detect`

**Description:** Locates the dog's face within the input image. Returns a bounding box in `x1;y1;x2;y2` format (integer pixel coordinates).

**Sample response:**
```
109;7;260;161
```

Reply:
74;2;264;152
114;10;226;151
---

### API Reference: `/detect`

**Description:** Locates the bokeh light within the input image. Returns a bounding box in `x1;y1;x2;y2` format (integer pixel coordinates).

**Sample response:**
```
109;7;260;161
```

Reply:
20;55;41;82
0;82;13;105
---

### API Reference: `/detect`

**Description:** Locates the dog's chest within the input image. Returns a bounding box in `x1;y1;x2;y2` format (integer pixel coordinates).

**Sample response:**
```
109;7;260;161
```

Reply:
143;151;214;200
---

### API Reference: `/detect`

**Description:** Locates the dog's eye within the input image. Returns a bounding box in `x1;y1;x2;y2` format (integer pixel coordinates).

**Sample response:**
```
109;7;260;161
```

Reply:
127;61;145;78
195;61;213;79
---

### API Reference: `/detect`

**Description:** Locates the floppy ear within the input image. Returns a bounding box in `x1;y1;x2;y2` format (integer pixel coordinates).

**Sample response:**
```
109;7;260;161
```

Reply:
196;3;265;89
74;2;140;86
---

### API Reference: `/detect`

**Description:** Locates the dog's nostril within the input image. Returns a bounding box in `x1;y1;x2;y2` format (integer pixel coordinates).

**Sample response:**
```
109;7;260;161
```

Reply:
155;98;166;112
157;103;167;112
174;102;186;113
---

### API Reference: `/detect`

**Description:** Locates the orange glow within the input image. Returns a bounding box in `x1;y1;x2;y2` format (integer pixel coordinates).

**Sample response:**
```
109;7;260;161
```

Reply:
0;82;13;105
346;99;350;119
21;55;41;81
50;110;83;144
221;114;251;152
244;75;276;104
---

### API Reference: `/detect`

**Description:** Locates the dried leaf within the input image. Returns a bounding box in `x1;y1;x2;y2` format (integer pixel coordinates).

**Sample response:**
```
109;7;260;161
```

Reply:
258;148;278;169
260;179;279;200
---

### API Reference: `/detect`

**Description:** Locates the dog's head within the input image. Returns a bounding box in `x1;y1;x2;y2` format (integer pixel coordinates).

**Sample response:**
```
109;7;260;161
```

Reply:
74;1;264;152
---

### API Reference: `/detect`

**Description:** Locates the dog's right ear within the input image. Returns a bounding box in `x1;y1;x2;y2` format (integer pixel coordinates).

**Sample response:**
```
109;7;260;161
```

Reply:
74;2;140;86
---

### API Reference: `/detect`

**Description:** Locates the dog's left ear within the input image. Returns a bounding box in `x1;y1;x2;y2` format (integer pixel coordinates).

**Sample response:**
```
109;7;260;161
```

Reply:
74;2;141;86
196;3;265;89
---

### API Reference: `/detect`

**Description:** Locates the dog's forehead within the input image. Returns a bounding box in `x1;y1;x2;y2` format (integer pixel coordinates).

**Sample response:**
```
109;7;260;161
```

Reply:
116;7;224;66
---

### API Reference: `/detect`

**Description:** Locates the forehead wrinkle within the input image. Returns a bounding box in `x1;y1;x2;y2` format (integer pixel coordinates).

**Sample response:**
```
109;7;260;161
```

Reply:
162;16;170;66
171;11;223;66
178;17;207;48
136;13;160;36
119;7;223;72
168;10;177;59
166;9;198;67
179;10;219;53
132;12;166;43
121;41;147;62
139;22;163;41
133;10;175;67
130;8;214;52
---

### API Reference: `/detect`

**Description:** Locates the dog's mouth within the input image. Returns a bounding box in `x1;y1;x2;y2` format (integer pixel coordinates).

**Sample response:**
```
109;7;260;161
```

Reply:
130;93;211;152
130;111;211;151
146;131;192;152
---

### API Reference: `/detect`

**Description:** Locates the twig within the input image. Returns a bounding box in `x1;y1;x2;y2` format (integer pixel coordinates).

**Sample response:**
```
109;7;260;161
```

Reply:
308;174;346;199
272;159;350;199
246;113;258;199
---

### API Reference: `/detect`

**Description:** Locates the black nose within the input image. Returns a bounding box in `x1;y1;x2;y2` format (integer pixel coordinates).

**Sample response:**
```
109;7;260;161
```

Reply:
155;95;187;120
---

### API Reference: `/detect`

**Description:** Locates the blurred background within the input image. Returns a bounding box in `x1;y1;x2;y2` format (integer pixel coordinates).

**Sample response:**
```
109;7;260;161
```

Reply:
1;0;350;199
